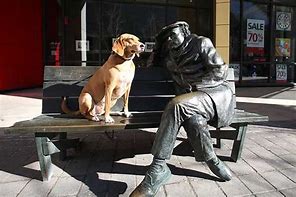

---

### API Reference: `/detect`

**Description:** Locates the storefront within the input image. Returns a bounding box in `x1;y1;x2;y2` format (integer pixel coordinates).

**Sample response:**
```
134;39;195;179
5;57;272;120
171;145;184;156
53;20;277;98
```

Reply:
230;0;296;86
2;0;294;91
43;0;213;67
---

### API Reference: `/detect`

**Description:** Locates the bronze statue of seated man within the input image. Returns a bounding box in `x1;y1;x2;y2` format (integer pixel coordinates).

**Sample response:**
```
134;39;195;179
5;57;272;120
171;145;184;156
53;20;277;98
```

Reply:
130;21;235;197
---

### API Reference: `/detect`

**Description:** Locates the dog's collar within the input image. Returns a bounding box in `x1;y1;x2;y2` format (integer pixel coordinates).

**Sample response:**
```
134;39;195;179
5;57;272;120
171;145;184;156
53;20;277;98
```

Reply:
112;51;134;61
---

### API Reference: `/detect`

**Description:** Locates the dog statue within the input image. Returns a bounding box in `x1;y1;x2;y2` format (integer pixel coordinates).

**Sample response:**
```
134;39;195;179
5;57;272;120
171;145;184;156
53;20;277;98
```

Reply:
61;33;145;123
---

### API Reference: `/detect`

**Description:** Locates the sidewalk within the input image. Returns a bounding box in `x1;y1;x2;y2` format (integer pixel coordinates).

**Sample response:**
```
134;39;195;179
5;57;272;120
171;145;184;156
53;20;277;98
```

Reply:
0;87;295;197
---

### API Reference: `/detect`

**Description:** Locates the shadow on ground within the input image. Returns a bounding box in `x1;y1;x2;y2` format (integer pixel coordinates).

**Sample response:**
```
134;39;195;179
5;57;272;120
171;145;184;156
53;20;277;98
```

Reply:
0;129;225;196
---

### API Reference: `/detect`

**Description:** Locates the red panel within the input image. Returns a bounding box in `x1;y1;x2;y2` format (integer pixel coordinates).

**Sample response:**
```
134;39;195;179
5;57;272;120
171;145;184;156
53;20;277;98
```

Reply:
0;1;43;91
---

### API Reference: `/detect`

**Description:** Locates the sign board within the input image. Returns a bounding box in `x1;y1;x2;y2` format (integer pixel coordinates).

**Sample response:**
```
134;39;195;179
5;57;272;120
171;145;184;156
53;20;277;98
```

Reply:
247;19;265;48
276;64;287;82
145;42;155;52
76;40;89;51
276;12;291;31
275;38;291;57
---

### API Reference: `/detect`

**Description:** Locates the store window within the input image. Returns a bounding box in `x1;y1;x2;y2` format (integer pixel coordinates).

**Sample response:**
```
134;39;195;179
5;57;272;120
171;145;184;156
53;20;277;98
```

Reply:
44;0;213;67
242;2;271;83
230;0;296;85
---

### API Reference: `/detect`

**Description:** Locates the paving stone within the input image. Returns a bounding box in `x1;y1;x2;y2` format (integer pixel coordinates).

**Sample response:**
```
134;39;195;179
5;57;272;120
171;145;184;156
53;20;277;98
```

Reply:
280;168;296;182
155;186;166;197
2;172;31;183
248;145;278;159
262;155;294;171
217;176;252;196
255;191;284;197
282;135;296;146
135;174;145;186
190;179;226;197
227;159;256;176
87;158;113;174
246;145;294;170
0;170;16;183
265;145;291;156
77;173;111;197
0;180;29;197
48;176;83;196
108;174;135;196
267;138;296;154
238;173;275;194
259;171;296;190
166;156;187;184
179;157;209;182
245;138;260;148
280;187;296;197
278;154;296;167
250;137;276;148
243;149;276;173
61;157;91;177
165;180;196;197
18;177;58;197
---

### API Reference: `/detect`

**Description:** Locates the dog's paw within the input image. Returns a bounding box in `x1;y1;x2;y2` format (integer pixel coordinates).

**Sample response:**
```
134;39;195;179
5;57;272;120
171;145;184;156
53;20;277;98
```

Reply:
91;115;100;122
124;111;133;118
105;116;115;123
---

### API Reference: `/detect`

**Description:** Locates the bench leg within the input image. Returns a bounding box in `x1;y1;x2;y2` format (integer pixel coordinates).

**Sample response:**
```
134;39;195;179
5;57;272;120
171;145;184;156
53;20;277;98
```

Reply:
35;135;54;181
213;128;223;148
230;124;248;162
59;132;67;160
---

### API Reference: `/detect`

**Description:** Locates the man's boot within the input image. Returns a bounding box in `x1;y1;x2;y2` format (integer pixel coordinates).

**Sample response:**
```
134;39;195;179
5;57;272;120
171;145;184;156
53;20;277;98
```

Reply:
130;159;171;197
206;156;232;181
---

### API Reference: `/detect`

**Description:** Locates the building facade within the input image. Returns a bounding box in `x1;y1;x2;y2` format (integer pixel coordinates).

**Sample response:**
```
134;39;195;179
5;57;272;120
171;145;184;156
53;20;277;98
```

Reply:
0;0;295;91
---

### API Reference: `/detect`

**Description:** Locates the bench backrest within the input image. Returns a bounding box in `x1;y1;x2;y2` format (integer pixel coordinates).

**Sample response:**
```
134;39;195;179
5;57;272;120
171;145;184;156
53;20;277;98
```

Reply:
42;66;235;114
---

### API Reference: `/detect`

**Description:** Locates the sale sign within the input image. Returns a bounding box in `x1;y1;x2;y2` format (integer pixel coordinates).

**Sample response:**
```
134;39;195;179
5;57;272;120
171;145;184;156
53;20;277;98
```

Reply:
247;19;265;48
276;64;287;82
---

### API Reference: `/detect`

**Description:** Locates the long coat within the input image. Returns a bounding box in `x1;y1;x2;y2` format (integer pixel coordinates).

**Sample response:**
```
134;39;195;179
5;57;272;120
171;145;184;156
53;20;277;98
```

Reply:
151;34;235;128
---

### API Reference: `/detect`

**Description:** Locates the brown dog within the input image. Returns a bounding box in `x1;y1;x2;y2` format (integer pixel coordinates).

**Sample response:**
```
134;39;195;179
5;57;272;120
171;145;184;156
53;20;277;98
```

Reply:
61;33;145;123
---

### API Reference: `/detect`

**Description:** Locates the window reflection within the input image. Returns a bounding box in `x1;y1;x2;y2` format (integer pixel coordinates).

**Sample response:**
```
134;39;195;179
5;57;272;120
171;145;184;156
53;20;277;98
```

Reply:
44;0;213;66
242;2;270;82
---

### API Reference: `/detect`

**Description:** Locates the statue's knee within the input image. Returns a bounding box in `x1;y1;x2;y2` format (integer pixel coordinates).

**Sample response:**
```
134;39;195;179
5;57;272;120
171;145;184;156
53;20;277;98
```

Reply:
166;98;182;111
191;115;207;127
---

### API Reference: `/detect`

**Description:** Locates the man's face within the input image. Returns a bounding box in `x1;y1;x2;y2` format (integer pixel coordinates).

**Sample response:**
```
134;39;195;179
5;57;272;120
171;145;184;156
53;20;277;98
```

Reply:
165;27;185;50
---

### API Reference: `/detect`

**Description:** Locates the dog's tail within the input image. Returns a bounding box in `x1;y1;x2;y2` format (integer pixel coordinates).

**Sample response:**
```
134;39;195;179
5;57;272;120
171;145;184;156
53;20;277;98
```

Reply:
61;97;81;115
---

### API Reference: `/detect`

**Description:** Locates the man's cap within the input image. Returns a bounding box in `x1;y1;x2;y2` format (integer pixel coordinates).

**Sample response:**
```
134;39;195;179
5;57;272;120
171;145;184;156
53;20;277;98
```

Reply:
156;21;189;41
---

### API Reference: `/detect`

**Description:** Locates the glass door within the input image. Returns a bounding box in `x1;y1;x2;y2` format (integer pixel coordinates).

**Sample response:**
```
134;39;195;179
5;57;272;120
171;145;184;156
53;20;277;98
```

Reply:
272;5;296;83
242;1;271;83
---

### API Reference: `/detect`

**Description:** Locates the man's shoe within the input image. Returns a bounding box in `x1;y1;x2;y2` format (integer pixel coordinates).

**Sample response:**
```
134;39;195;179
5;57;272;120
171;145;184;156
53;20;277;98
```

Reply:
206;157;232;181
130;163;171;197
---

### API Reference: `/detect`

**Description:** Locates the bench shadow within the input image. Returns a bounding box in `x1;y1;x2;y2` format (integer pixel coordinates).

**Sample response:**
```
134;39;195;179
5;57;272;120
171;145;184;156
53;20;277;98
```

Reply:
0;129;226;196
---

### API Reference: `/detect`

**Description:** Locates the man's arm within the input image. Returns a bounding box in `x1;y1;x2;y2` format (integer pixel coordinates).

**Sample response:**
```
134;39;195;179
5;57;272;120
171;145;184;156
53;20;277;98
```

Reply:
200;37;228;80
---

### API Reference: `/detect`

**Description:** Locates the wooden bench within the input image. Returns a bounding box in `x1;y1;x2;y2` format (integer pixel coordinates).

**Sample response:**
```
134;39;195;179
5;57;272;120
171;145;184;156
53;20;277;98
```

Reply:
2;66;268;181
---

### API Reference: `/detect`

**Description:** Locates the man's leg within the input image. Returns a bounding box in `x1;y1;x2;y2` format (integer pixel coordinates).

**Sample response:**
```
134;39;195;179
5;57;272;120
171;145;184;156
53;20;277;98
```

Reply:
130;92;214;197
183;115;215;162
183;115;232;181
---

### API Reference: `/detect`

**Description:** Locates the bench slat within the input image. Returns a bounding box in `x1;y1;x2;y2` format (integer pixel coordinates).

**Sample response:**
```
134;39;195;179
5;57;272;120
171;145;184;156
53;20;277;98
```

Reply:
44;66;172;81
42;96;173;113
43;81;175;97
2;110;268;134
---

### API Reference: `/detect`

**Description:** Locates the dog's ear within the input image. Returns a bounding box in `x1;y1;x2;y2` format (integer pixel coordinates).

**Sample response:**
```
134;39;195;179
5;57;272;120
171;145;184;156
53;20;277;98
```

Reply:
112;37;125;57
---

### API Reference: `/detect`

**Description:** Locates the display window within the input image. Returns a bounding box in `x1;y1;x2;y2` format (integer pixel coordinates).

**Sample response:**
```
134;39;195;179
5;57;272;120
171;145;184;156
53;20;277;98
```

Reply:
230;0;296;85
43;0;213;67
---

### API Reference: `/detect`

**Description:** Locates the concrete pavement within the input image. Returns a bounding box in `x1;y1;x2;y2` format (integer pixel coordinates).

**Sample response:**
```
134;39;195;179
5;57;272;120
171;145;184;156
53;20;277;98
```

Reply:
0;87;295;197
